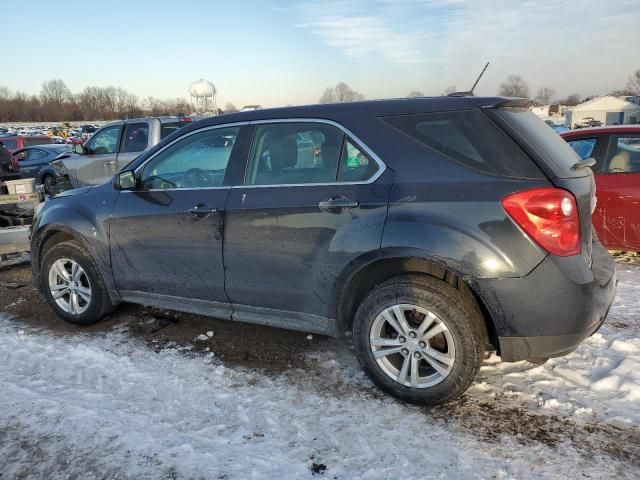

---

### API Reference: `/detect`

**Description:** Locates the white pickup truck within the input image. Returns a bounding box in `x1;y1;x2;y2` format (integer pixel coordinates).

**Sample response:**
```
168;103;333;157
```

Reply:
50;116;190;190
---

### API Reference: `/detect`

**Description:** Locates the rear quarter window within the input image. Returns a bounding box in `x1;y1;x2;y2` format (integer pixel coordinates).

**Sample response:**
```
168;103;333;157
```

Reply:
382;110;544;178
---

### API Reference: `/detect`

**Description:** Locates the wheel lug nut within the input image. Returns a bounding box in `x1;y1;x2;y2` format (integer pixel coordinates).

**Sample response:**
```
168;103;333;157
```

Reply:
408;331;416;338
401;348;409;356
419;341;426;348
414;352;421;358
398;336;406;343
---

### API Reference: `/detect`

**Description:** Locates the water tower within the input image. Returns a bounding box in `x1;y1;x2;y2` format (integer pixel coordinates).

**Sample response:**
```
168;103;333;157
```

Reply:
188;79;217;114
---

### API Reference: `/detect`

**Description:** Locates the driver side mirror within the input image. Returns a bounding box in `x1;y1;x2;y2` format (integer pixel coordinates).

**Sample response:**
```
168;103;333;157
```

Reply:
113;170;137;190
73;143;86;155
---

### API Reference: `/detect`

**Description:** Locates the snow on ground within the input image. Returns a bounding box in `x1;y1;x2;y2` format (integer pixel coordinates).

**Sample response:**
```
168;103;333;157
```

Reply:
0;265;639;478
472;264;640;425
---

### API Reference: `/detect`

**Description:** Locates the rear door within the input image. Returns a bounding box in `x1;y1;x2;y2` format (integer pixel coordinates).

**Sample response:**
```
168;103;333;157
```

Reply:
594;133;640;250
17;148;48;179
223;120;392;330
76;123;123;187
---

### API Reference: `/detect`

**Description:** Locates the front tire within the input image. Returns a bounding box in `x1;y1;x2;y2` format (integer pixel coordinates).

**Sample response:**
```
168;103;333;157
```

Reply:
40;240;114;325
42;174;56;196
352;275;486;405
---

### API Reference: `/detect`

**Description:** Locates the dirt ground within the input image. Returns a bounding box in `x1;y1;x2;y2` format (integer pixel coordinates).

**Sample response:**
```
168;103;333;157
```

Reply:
0;257;326;373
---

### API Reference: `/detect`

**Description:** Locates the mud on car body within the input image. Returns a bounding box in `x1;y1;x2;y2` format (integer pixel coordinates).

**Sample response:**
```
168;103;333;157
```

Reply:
31;96;616;405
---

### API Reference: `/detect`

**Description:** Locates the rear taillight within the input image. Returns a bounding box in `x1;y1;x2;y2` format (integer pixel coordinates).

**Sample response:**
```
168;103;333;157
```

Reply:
502;187;580;256
11;156;19;172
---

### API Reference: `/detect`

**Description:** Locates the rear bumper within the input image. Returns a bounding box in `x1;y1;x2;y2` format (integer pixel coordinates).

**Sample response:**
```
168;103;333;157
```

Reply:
482;239;616;362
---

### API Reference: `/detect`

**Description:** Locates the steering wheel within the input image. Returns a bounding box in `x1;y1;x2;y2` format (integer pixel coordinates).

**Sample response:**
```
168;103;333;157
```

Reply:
182;168;213;188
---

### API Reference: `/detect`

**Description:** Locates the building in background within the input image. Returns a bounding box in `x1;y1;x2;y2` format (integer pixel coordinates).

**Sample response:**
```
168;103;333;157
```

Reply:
565;96;640;128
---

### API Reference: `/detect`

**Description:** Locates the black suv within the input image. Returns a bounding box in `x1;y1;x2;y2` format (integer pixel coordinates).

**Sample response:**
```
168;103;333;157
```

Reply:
31;97;616;405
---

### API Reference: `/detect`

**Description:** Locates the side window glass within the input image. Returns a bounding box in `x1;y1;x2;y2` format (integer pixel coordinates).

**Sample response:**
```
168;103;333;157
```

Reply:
245;123;343;186
29;149;48;161
141;127;239;190
84;125;121;155
123;123;149;153
605;136;640;173
13;150;27;162
338;138;379;182
567;138;597;161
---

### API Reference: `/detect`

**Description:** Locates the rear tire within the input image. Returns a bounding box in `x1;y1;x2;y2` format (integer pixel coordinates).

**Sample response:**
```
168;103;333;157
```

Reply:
40;240;115;325
352;275;486;405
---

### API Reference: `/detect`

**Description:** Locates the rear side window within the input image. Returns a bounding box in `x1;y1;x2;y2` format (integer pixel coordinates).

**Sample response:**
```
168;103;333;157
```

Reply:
161;121;188;139
383;110;544;178
494;109;583;176
122;123;149;153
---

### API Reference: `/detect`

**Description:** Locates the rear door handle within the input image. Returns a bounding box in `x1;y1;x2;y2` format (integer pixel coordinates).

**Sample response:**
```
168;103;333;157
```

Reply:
318;197;359;211
187;204;219;218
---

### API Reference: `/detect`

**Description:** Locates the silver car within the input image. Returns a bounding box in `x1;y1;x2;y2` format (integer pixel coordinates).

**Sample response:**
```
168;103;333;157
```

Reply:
51;117;188;189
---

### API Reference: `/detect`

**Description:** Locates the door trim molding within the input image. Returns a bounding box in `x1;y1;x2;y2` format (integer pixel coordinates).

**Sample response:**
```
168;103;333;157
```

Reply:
119;291;233;319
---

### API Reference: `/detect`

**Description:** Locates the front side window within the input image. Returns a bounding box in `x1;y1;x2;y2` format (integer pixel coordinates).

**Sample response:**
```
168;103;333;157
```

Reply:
245;122;379;186
123;123;149;153
604;135;640;173
84;125;121;155
141;127;239;189
567;137;597;160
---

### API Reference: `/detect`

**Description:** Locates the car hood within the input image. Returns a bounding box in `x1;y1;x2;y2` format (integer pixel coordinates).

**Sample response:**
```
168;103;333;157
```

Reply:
53;187;92;198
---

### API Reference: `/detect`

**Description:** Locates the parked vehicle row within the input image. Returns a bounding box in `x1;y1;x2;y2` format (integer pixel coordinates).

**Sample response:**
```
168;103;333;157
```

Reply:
30;97;616;405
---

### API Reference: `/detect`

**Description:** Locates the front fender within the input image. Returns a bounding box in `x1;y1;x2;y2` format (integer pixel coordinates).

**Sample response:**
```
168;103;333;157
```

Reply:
31;187;118;300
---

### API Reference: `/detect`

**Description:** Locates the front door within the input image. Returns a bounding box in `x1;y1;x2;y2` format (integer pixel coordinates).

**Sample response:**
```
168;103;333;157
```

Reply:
595;133;640;250
223;121;392;330
109;125;244;314
76;124;123;187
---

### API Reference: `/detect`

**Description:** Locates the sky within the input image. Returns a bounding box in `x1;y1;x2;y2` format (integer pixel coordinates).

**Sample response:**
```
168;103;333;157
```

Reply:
1;0;639;108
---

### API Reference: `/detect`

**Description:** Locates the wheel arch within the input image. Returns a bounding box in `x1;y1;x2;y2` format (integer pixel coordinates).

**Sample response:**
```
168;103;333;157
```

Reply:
336;254;498;349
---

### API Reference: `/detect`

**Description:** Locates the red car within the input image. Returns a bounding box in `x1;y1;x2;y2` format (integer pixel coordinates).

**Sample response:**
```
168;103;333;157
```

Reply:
561;125;640;251
0;135;51;153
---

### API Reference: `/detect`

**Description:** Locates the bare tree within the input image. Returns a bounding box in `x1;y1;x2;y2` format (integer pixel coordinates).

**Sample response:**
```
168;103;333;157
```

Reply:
407;90;424;98
441;86;457;96
224;102;238;113
561;93;582;106
535;86;556;105
40;79;71;106
627;67;640;95
499;75;530;98
319;82;364;104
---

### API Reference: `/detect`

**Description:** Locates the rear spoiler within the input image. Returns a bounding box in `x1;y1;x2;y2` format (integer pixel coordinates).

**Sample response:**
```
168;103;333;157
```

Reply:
484;98;533;109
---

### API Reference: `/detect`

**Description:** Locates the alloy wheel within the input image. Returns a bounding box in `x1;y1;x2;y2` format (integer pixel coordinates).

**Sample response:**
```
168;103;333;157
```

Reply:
369;304;455;388
48;258;92;315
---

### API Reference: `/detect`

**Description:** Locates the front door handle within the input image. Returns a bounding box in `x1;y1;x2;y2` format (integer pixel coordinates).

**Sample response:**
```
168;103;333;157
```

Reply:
187;204;218;218
318;197;359;211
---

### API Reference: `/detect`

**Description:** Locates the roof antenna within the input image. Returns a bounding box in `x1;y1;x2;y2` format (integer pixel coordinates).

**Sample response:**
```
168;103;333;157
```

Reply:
448;62;490;97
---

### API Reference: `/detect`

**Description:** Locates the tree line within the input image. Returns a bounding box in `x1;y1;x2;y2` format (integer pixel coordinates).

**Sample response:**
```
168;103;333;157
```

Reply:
0;79;193;122
320;67;640;107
